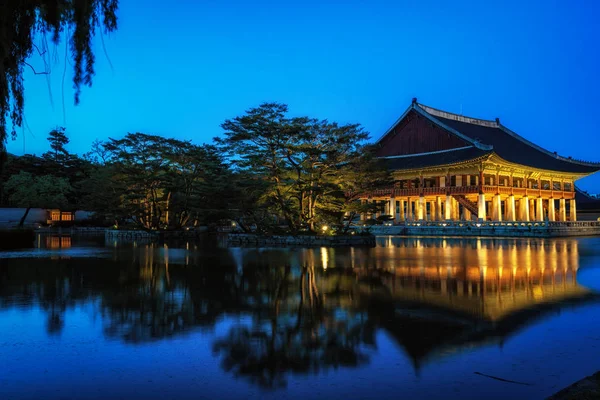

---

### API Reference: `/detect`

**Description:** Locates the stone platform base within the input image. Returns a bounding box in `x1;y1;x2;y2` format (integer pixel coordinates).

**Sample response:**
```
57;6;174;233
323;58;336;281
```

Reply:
366;221;600;238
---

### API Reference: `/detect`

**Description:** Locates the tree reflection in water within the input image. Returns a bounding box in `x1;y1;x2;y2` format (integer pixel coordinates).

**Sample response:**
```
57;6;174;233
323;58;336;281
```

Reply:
0;236;598;390
212;258;374;389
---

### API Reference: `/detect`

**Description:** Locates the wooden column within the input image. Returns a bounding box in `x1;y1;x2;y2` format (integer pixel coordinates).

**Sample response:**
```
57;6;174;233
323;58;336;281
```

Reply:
454;198;460;221
548;198;556;222
478;193;487;221
445;195;452;220
521;197;530;222
529;199;536;220
559;199;566;221
570;199;577;221
536;197;544;221
492;194;502;221
436;196;443;221
389;197;396;223
399;199;405;222
418;196;425;221
479;169;484;193
507;195;516;221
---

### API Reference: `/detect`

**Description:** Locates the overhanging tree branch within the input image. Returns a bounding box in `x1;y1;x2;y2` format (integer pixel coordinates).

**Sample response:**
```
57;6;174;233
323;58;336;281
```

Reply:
23;62;49;75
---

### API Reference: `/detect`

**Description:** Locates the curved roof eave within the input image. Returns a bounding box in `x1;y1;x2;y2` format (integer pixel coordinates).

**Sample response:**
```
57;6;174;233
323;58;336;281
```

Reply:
487;153;600;178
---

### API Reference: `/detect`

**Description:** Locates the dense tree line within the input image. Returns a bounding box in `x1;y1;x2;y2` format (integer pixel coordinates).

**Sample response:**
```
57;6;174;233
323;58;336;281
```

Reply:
0;103;390;233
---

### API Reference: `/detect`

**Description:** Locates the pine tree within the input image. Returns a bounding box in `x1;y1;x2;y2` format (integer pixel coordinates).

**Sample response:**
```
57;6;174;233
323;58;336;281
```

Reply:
47;127;70;161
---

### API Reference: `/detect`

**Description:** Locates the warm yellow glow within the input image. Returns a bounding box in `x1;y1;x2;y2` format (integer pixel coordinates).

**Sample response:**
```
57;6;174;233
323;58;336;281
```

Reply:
368;238;585;321
321;225;329;232
320;247;329;270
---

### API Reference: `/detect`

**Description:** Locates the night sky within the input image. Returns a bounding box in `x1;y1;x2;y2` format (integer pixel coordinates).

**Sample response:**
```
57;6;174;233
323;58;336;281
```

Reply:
13;0;600;191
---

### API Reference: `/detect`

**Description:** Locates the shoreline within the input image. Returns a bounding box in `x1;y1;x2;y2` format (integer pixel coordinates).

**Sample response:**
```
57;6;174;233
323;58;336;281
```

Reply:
225;233;376;247
548;371;600;399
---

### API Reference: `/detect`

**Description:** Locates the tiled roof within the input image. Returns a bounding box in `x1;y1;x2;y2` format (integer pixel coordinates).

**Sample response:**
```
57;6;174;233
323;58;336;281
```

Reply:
434;114;600;174
576;187;600;210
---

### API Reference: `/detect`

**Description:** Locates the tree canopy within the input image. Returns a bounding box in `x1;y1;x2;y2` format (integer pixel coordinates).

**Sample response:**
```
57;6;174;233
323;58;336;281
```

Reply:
0;0;119;145
0;103;390;233
4;171;72;226
216;102;390;233
44;127;70;163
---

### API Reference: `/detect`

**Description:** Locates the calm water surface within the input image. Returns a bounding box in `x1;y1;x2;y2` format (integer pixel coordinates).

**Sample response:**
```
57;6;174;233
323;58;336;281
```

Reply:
2;235;600;400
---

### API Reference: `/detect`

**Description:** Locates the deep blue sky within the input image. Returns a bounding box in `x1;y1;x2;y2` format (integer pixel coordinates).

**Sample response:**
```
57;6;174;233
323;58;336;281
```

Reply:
13;0;600;191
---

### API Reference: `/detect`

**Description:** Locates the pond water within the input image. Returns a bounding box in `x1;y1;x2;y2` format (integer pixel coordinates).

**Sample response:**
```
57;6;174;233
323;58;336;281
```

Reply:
2;234;600;400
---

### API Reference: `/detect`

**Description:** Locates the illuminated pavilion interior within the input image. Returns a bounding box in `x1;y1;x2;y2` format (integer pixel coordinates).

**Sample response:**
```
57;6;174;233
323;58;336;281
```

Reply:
364;99;600;222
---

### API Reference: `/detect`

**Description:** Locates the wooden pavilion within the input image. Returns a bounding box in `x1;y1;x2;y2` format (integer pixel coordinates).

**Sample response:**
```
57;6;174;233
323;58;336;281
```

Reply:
365;99;600;223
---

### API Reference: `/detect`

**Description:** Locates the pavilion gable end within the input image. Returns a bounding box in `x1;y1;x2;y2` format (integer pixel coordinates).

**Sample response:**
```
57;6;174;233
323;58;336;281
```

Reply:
376;109;470;158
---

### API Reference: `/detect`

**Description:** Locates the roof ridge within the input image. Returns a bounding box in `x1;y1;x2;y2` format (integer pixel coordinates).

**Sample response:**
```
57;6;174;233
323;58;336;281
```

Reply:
417;103;500;128
497;124;600;167
412;104;493;151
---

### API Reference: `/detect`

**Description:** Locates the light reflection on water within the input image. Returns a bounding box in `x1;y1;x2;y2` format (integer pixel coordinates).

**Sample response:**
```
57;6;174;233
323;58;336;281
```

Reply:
1;235;600;400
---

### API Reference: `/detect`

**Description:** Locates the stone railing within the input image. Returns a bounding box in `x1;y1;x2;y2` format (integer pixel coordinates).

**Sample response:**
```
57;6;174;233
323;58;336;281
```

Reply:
400;220;552;228
367;220;600;237
547;221;600;228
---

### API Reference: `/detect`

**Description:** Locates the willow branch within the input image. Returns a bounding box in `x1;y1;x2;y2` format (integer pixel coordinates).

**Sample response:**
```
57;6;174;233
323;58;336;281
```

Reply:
32;43;47;56
23;62;49;75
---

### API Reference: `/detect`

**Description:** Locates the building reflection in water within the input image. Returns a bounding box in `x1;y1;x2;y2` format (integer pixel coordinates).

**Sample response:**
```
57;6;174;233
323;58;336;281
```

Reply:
43;235;72;249
362;237;583;322
343;237;593;369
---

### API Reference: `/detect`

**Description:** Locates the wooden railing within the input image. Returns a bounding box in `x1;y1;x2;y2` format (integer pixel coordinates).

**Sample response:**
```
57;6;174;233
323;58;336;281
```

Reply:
377;221;600;228
447;186;479;195
366;185;575;199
